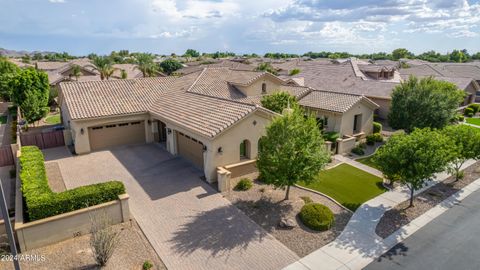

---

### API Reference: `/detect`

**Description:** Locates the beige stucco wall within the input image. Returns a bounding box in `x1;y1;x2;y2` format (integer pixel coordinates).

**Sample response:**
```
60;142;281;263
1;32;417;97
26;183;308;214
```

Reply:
464;82;478;105
340;101;375;136
237;77;283;96
369;97;391;120
70;113;153;154
307;109;343;133
206;111;271;182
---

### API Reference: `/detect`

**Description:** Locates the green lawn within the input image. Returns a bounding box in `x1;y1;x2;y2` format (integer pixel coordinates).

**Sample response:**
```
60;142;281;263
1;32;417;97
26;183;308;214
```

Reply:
466;117;480;126
44;114;61;125
0;116;7;124
299;163;386;211
356;155;381;170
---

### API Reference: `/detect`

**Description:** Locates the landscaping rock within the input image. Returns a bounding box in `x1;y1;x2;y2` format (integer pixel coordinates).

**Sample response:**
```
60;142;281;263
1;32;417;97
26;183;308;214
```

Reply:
279;218;297;229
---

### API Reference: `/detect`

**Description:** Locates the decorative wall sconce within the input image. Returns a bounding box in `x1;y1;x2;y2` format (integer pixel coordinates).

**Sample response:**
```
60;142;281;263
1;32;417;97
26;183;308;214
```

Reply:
147;120;152;125
253;120;257;126
167;128;172;134
80;128;84;135
203;145;207;152
217;147;223;154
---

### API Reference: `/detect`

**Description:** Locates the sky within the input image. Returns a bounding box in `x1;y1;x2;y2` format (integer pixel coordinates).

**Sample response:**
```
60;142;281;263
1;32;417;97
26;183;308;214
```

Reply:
1;0;480;56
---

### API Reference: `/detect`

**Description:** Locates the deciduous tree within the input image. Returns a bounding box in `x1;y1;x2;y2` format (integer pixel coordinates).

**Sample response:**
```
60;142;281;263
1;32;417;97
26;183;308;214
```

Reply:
388;76;465;132
373;128;454;207
159;59;182;75
260;92;298;114
257;108;330;200
444;125;480;181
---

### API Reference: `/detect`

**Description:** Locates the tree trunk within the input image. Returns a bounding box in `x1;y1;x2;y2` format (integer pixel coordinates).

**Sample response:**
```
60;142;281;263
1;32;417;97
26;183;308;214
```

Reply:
408;186;414;208
285;185;291;201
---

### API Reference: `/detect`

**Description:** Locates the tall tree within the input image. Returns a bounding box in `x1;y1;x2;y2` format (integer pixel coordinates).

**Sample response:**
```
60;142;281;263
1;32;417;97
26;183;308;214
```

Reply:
373;129;454;207
260;92;298;114
90;56;115;80
0;57;20;100
135;53;157;77
257;108;330;200
444;125;480;181
184;49;200;58
11;68;50;124
388;76;464;132
159;59;183;75
392;48;413;60
71;65;81;81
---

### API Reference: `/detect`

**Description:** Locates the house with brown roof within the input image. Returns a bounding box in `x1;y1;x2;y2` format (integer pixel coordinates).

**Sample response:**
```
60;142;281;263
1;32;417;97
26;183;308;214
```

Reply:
59;68;378;182
275;58;479;119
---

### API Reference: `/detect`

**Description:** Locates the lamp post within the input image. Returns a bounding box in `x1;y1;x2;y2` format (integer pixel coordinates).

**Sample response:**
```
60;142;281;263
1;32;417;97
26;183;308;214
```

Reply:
0;178;20;270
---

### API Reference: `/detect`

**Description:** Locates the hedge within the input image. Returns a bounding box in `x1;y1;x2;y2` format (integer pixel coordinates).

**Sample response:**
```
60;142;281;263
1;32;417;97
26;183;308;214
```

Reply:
465;107;474;116
299;203;334;231
19;146;125;221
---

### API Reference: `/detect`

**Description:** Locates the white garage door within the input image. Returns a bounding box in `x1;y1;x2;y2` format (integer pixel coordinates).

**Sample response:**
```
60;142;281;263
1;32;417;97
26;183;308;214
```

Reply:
176;132;204;169
89;121;146;151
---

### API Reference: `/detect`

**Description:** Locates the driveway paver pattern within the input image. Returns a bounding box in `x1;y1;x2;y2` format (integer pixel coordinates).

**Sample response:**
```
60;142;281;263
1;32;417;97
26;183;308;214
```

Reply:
42;144;298;270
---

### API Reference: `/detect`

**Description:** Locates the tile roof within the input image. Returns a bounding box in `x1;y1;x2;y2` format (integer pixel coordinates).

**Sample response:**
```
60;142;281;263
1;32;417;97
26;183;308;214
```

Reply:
298;90;378;113
36;61;70;71
149;92;259;138
178;60;255;75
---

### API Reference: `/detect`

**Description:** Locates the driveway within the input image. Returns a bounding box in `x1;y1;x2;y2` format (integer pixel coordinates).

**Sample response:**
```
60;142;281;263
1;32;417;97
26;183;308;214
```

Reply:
42;144;298;270
365;188;480;270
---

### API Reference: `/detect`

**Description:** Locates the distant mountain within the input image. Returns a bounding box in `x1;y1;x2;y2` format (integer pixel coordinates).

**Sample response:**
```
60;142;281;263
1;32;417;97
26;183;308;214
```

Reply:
0;47;56;57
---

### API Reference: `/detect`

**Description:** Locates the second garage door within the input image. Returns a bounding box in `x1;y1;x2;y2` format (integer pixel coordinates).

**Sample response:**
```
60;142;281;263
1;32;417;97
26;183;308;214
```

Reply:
89;121;146;151
176;132;204;169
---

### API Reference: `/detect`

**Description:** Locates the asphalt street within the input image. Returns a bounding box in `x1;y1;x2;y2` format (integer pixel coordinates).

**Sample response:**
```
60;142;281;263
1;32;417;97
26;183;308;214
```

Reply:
365;189;480;270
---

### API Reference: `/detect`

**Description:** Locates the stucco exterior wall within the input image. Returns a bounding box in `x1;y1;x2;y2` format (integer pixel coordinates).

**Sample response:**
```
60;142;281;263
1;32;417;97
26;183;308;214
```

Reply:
206;112;271;182
237;77;282;96
308;109;342;133
70;113;152;154
464;82;478;105
340;101;375;136
369;97;391;120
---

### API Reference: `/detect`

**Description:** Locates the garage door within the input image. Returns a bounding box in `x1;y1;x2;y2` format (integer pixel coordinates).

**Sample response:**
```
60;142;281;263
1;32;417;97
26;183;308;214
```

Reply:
176;132;204;169
89;121;146;151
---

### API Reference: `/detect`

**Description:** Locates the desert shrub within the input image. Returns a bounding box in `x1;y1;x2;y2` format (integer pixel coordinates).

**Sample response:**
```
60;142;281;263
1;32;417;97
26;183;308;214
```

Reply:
90;211;120;267
300;196;313;204
465;107;474;116
289;68;301;76
351;146;365;155
234;178;253;191
143;261;153;270
19;146;125;221
323;131;340;142
299;203;334;231
373;122;382;133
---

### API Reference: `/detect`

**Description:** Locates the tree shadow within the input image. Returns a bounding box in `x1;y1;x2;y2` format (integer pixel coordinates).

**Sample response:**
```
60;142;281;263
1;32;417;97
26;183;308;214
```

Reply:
231;196;293;233
375;242;409;263
169;204;270;258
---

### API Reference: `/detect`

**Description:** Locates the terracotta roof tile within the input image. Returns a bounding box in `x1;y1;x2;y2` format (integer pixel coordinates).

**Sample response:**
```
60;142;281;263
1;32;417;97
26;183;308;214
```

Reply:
299;90;378;113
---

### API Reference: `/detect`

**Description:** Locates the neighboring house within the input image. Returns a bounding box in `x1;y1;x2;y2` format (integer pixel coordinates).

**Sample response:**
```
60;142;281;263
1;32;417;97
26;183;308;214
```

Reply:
177;59;255;75
58;68;378;182
275;58;479;119
36;59;101;86
299;90;379;137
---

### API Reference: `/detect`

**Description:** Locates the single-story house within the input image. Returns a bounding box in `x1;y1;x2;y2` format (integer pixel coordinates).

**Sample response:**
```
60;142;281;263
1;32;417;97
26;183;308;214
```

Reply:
59;68;378;182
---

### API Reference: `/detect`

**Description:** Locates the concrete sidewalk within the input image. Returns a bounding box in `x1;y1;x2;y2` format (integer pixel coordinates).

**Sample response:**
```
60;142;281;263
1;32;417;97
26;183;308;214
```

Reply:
334;155;383;178
284;159;477;270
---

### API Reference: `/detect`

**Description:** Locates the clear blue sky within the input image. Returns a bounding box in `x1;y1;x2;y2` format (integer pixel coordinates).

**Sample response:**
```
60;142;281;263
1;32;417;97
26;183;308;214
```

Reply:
1;0;479;56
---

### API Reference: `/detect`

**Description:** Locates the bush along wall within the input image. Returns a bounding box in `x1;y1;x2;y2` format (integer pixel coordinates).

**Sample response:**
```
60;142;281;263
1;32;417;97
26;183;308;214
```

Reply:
19;146;125;221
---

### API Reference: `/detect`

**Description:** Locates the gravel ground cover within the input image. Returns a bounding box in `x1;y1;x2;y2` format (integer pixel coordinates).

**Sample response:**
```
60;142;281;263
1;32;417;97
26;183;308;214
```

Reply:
0;220;166;270
225;181;351;257
376;161;480;238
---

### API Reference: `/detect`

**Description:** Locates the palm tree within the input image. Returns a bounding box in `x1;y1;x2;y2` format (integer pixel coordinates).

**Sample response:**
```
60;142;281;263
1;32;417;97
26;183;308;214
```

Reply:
71;65;81;81
88;56;115;80
135;53;157;77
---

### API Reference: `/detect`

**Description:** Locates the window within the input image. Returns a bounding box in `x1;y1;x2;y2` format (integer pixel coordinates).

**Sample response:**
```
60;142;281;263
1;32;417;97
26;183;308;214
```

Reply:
130;121;141;125
119;123;129;127
106;124;116;128
261;83;267;94
240;139;251;159
92;126;103;130
324;116;328;126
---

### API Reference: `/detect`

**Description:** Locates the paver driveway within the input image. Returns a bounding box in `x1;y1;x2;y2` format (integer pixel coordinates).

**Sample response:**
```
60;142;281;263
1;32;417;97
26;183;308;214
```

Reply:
43;144;298;270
